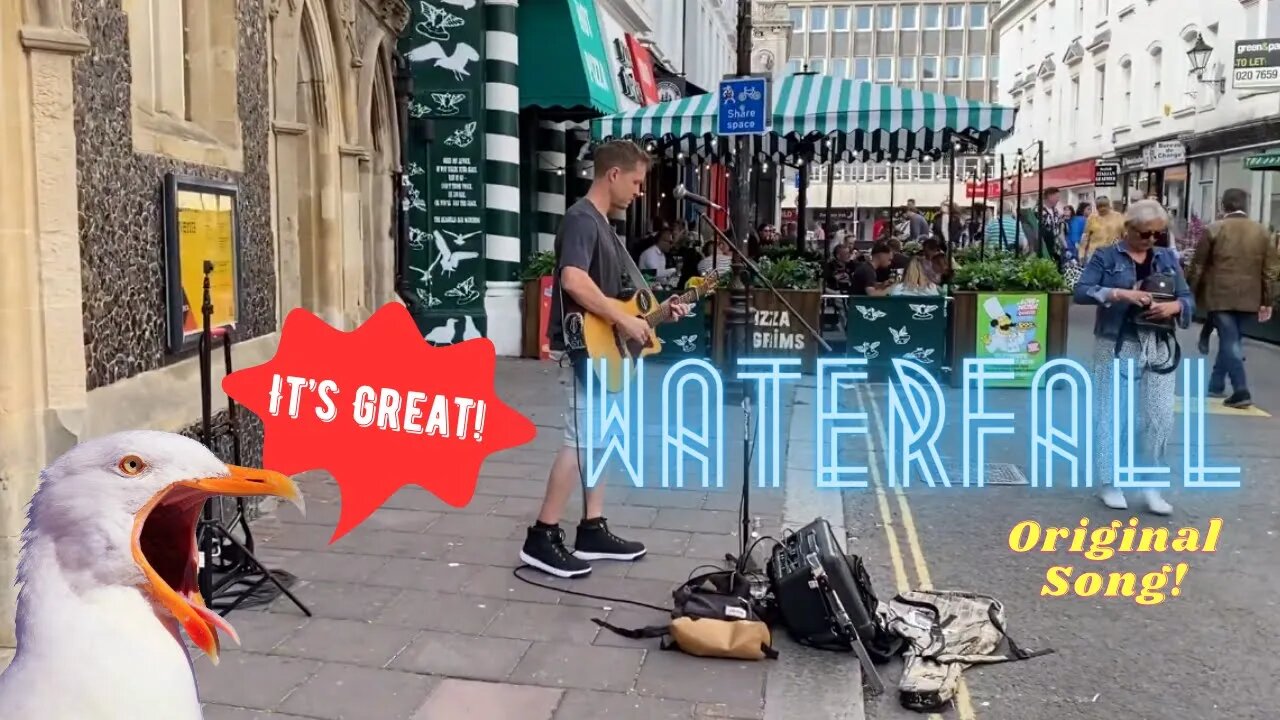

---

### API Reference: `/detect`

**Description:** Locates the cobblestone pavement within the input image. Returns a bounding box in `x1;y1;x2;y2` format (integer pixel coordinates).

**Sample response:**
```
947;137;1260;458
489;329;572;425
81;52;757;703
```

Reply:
193;358;811;720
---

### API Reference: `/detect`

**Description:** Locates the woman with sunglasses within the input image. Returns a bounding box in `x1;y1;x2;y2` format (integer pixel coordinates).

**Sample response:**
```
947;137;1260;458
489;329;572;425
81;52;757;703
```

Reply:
1074;199;1194;515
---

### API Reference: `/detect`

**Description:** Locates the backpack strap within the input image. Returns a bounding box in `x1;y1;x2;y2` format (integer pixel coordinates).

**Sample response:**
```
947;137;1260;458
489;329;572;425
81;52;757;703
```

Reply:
985;603;1055;662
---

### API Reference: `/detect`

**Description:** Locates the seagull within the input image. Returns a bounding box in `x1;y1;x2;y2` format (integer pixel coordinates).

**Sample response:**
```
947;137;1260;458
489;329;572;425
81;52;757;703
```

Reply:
433;231;479;276
462;316;482;341
425;318;458;345
0;430;304;720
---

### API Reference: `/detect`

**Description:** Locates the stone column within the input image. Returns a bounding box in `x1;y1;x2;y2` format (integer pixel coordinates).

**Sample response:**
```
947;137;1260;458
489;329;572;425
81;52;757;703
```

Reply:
482;0;522;356
536;120;566;253
0;10;91;648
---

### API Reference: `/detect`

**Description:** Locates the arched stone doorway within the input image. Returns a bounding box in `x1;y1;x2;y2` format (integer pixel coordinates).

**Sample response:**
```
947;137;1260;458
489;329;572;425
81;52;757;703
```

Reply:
361;41;399;313
270;0;345;328
269;0;406;330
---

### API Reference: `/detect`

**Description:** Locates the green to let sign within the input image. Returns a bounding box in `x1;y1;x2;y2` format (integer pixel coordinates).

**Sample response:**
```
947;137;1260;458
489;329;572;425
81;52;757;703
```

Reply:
974;293;1049;387
399;0;486;334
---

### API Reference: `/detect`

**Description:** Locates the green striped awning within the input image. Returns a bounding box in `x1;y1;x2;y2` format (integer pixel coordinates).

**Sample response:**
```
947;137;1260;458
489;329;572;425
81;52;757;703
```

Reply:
589;74;1017;162
1245;149;1280;171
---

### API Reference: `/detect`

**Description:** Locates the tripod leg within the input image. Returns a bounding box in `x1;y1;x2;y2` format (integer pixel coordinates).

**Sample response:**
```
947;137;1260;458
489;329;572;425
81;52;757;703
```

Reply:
209;525;312;617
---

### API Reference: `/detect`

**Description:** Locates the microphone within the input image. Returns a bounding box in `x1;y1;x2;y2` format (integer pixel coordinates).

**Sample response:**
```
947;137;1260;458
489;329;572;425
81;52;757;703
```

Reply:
673;184;724;211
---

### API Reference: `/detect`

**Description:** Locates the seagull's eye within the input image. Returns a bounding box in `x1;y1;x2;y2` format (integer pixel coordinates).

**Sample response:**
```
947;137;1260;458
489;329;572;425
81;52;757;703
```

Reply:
117;455;148;476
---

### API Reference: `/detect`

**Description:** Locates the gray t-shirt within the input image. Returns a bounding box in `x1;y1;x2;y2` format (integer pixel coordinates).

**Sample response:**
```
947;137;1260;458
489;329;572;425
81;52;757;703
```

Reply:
547;198;628;357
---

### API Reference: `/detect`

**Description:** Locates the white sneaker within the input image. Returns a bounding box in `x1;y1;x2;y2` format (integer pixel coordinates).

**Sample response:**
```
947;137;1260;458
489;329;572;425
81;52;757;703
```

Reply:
1099;486;1128;510
1143;490;1173;516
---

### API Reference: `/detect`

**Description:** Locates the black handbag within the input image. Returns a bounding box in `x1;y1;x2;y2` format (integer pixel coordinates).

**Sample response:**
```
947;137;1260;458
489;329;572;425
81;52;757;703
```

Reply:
1115;272;1181;373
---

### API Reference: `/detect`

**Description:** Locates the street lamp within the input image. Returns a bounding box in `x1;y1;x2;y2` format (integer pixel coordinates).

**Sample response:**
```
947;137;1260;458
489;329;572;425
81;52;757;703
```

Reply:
1187;33;1226;92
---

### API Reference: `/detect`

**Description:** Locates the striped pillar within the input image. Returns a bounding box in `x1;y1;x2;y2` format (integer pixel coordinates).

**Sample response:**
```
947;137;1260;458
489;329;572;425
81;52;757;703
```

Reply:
535;120;566;252
482;0;522;356
483;0;521;282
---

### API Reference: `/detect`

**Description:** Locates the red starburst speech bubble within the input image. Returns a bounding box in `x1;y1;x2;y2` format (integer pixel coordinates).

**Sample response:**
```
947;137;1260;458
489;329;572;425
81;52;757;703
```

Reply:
222;303;537;542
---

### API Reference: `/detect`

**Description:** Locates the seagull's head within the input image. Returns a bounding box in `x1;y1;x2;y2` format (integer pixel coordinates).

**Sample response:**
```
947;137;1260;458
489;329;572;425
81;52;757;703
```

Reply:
23;430;305;663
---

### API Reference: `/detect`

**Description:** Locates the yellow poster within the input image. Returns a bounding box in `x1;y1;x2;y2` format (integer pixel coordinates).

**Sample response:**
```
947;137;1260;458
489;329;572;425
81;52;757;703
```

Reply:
176;189;237;336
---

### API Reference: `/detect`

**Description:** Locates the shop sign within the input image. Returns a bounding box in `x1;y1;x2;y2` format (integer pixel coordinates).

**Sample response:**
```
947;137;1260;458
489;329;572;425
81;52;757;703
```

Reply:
1143;141;1186;169
1119;154;1145;172
965;179;1002;199
624;34;660;104
1232;39;1280;91
657;78;684;102
1244;149;1280;171
400;0;486;325
1093;162;1120;187
612;38;646;105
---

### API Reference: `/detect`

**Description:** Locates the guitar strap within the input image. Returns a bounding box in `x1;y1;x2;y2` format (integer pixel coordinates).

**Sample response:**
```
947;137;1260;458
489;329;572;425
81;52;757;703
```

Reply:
612;230;655;298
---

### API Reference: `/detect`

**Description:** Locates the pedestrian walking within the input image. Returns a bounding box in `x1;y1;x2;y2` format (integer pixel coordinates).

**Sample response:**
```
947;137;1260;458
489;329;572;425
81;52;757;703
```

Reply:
1185;188;1280;409
1079;196;1124;261
1073;199;1193;515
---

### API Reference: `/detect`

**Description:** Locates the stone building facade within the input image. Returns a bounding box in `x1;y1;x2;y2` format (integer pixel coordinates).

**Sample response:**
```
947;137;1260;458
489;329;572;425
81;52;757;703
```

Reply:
0;0;408;647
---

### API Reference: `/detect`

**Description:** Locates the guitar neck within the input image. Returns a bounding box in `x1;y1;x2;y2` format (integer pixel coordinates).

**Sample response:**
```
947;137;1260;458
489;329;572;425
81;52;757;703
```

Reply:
646;284;709;327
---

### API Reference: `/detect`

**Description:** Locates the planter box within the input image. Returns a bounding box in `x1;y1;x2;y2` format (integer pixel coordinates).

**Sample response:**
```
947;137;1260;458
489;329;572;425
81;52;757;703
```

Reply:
521;277;553;359
948;290;1071;388
846;295;949;381
712;288;823;374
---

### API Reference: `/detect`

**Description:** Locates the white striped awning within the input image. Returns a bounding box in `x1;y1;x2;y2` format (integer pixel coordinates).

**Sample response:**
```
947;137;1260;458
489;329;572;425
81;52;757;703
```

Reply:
589;74;1018;162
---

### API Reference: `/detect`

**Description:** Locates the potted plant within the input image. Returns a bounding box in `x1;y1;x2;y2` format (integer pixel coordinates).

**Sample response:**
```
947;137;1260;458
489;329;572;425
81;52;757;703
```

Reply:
520;251;556;359
711;253;824;371
948;253;1068;387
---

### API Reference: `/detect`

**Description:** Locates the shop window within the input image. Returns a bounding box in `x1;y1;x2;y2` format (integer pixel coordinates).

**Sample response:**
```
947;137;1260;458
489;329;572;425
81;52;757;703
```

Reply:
125;0;241;170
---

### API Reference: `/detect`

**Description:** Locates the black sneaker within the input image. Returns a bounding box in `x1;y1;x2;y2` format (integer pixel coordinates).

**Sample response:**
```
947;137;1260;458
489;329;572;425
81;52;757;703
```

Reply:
519;524;592;578
573;517;647;561
1225;391;1254;409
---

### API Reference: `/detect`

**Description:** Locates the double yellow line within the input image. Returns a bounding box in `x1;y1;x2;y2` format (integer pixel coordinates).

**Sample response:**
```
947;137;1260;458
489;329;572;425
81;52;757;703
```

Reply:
853;382;977;720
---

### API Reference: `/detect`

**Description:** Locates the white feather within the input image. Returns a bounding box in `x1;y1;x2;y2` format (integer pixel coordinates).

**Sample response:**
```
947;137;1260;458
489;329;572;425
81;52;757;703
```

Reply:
0;431;237;720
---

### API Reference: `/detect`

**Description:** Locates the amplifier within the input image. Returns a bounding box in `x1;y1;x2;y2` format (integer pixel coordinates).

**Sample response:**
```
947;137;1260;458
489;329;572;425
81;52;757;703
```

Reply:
767;517;878;652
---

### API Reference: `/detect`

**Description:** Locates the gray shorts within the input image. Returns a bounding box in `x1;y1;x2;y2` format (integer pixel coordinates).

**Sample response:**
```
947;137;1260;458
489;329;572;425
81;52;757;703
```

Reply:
554;352;590;449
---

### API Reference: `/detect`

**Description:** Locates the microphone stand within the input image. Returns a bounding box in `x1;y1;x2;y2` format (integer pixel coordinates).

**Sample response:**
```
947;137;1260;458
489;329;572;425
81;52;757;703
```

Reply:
688;205;831;576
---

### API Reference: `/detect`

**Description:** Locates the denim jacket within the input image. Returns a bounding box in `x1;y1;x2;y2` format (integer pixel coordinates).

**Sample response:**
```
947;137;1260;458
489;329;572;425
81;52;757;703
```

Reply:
1073;244;1194;339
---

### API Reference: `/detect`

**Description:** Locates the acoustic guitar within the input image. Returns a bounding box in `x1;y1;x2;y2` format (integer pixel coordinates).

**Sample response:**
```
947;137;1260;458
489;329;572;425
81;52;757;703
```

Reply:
581;269;724;393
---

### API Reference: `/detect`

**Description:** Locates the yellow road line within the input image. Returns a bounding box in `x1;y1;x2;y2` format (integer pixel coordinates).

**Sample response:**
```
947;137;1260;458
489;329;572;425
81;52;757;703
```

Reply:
857;383;977;720
1173;397;1271;417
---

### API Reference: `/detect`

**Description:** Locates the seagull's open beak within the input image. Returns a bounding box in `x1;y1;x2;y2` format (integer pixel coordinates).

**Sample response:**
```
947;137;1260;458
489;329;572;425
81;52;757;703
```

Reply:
131;465;304;665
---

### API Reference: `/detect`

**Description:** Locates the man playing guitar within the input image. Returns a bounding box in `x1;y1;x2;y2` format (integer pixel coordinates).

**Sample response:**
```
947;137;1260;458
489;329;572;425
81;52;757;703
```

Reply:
519;140;691;579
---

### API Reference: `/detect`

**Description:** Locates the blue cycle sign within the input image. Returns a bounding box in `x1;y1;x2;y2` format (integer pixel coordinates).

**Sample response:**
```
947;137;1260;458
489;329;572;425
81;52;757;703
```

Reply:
717;77;770;136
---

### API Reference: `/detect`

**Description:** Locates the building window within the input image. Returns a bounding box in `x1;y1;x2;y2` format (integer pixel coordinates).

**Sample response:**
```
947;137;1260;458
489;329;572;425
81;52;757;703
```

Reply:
901;56;917;80
830;58;848;77
968;55;985;79
1070;75;1081;125
945;4;964;28
832;7;851;31
1095;64;1106;126
809;57;827;74
810;6;828;31
969;4;987;28
876;57;894;81
855;6;873;30
1149;49;1163;117
901;5;920;29
125;0;241;170
877;6;896;29
787;57;803;75
923;3;942;28
922;56;940;79
989;56;998;79
1120;58;1132;120
1099;0;1109;19
854;57;872;80
944;55;962;79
